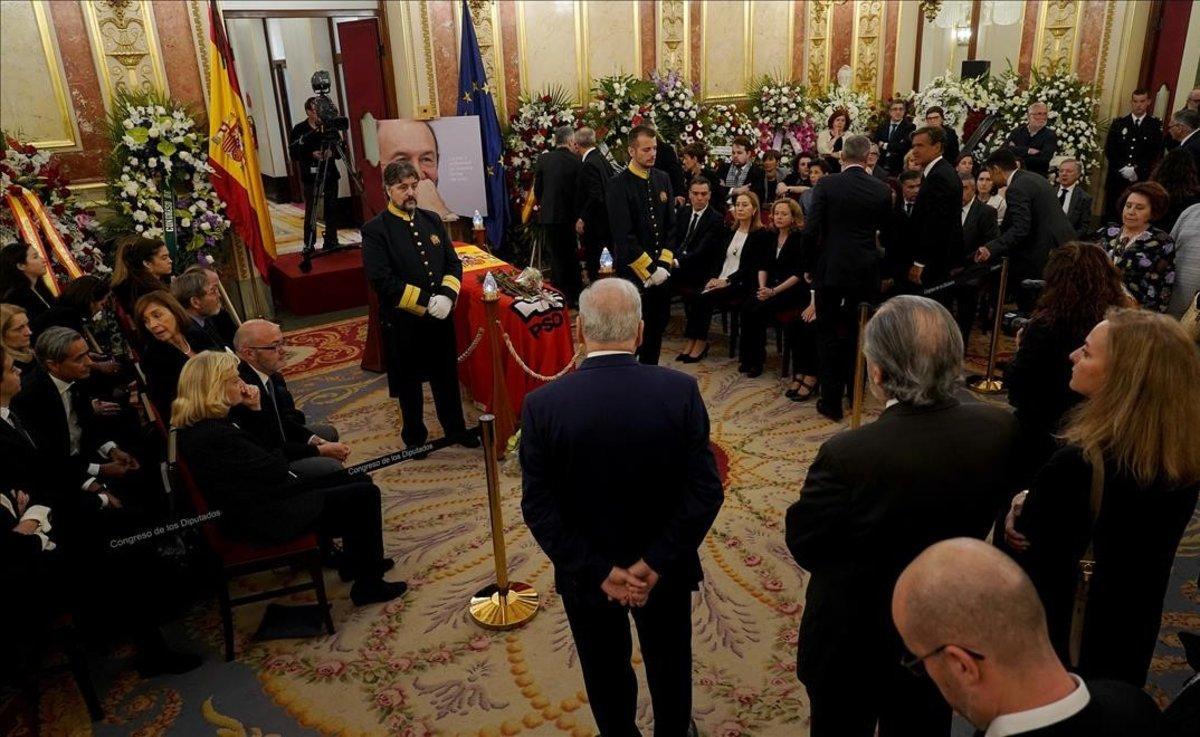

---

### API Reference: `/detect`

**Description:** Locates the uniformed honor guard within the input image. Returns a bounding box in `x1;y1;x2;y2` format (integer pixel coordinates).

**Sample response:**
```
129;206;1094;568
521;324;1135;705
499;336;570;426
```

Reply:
606;124;676;365
362;161;479;455
1103;88;1163;219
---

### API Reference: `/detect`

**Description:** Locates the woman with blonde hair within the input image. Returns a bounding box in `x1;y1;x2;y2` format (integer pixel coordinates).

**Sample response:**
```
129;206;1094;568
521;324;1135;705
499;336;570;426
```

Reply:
174;351;406;606
0;303;34;373
1006;308;1200;687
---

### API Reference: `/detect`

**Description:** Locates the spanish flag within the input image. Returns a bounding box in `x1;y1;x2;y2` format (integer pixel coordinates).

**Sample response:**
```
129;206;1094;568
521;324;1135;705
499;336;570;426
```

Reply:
206;0;275;277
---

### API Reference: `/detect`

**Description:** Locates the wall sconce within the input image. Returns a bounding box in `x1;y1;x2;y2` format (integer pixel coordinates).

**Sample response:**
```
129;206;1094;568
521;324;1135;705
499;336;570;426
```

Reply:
955;25;972;46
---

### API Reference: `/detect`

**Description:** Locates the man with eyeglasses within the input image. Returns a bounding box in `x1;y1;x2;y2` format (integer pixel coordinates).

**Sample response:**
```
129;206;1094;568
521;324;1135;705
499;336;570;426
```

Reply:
231;319;350;478
892;538;1162;736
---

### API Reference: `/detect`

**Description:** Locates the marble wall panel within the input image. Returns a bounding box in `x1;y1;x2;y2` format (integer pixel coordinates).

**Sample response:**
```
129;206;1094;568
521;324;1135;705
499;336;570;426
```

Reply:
583;1;641;84
700;0;749;100
750;0;792;81
0;0;79;150
517;0;582;104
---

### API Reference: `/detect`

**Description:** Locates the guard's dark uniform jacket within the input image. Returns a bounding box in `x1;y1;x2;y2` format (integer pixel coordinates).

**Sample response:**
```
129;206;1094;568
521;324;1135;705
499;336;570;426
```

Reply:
606;162;676;286
361;204;463;395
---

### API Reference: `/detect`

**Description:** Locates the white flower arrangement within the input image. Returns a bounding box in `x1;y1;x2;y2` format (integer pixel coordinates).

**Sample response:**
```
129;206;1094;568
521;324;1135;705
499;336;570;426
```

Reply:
583;74;656;160
909;73;999;130
650;70;703;146
987;66;1102;175
748;76;818;164
699;104;757;162
502;87;578;211
104;89;228;254
813;83;874;133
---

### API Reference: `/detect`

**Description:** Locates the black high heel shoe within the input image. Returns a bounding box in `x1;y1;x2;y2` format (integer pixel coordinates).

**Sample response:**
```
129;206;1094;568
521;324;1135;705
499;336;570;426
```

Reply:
681;345;709;364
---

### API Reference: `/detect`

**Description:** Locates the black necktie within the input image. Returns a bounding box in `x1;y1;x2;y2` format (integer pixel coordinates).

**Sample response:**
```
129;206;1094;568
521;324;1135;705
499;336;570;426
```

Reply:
889;123;896;140
263;379;285;436
1058;188;1067;205
905;202;913;216
686;212;699;243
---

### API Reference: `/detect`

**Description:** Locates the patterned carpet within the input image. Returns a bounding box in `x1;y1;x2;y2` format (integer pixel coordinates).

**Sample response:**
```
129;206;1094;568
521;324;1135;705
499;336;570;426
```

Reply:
28;314;1199;737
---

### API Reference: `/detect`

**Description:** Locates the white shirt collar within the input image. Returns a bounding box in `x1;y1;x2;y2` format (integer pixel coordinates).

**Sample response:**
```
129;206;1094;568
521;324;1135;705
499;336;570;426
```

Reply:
585;350;634;360
1183;129;1199;146
984;675;1090;737
581;147;595;161
923;156;943;177
1131;113;1144;124
690;206;708;218
249;364;272;388
885;398;899;409
1060;183;1075;193
842;163;865;172
49;373;73;396
0;406;9;423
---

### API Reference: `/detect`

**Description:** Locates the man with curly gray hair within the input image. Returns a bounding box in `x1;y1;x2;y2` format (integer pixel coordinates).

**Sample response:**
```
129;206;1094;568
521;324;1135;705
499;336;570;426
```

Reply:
784;294;1020;737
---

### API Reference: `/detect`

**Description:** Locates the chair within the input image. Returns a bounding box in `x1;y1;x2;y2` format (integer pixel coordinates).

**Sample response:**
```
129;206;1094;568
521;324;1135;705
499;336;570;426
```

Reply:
771;307;803;378
168;434;334;661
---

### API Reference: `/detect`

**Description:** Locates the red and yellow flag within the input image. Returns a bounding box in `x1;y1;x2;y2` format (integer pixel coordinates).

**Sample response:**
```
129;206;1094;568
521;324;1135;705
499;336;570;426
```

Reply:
206;0;275;277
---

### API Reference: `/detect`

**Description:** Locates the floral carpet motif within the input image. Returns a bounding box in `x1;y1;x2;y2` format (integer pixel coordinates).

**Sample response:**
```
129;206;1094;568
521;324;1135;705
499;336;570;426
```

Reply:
30;320;1197;737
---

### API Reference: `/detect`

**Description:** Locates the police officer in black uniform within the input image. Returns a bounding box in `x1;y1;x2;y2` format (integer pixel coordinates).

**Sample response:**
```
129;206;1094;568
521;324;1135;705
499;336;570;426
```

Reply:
289;97;341;250
606;125;675;365
1103;88;1163;219
362;161;479;455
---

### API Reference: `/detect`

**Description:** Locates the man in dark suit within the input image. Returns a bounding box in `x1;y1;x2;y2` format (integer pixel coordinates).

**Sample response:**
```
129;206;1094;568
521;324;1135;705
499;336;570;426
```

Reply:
867;143;890;179
607;124;676;365
893;539;1163;737
977;148;1076;310
679;141;727;211
1168;108;1200;173
786;296;1020;737
874;99;915;175
231;319;348;477
362;161;479;454
170;270;234;349
924;107;959;163
574;126;617;283
1056;159;1094;238
908;126;965;295
802;134;893;421
534;126;583;305
1103;89;1163;218
10;328;143;515
955;172;999;344
521;278;723;737
671;176;727;362
1004;101;1058;177
714;136;765;209
882;170;923;295
288;97;341;251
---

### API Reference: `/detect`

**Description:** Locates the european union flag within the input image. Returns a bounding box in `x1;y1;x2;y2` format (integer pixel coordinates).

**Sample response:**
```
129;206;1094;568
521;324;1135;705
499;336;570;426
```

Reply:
457;0;508;251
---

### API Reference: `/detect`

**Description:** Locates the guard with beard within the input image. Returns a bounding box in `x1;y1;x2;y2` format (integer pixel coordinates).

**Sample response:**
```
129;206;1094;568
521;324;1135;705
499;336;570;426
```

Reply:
362;161;479;455
607;124;675;365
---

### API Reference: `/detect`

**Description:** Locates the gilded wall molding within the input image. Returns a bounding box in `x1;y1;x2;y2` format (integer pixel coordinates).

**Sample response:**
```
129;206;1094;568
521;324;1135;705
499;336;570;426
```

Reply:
80;0;170;110
852;0;884;95
1034;0;1082;74
700;0;752;102
418;0;438;116
807;0;833;88
187;0;209;104
657;0;688;75
1095;0;1116;88
465;0;506;115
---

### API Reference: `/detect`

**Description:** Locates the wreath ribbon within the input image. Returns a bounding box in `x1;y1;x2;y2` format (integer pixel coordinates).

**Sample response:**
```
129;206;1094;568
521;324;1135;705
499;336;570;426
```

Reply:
4;187;84;296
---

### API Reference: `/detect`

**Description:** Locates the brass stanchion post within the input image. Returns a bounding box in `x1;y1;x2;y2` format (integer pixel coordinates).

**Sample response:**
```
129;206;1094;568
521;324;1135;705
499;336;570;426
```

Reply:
850;302;870;429
468;414;540;629
968;257;1009;394
481;272;516;454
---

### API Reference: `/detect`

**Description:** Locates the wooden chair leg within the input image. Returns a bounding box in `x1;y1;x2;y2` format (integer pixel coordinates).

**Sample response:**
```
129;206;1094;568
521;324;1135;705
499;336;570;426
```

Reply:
217;578;235;662
310;562;336;635
61;626;104;722
775;325;784;355
728;311;740;358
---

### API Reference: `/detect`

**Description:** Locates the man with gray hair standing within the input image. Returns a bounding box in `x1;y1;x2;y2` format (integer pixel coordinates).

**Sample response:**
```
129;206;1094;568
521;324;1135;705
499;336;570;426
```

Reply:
574;126;617;283
534;125;583;305
521;278;722;737
892;538;1162;736
785;295;1019;737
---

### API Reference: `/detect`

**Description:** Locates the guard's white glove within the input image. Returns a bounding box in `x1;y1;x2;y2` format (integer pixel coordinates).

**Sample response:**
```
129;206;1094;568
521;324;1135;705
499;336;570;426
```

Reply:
1119;165;1137;182
646;268;670;288
427;295;453;319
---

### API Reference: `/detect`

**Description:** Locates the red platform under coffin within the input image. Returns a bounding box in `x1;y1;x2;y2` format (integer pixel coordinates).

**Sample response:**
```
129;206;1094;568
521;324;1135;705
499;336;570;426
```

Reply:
268;249;369;316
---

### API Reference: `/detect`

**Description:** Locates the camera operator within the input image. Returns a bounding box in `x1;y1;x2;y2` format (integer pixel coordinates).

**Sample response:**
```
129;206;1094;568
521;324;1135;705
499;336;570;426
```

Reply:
289;97;341;251
1005;242;1131;484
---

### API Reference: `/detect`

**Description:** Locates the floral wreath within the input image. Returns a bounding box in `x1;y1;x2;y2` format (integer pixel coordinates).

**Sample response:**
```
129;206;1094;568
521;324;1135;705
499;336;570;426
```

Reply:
650;70;703;147
699;104;758;164
748;75;817;166
813;83;873;134
104;88;228;258
582;74;656;164
502;86;578;213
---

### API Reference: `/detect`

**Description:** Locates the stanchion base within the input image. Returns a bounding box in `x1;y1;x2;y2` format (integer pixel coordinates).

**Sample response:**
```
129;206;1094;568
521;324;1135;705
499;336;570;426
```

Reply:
469;582;540;630
967;376;1006;394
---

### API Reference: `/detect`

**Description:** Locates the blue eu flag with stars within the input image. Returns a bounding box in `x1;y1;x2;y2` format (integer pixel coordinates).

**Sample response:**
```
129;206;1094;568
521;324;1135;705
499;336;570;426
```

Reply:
457;0;508;251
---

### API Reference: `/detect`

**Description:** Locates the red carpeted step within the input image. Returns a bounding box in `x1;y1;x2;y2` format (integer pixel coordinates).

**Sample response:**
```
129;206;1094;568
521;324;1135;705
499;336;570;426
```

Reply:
268;249;368;316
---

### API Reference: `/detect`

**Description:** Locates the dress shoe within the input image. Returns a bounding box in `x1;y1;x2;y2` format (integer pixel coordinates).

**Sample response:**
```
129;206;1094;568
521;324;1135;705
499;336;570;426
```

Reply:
351;579;409;606
816;401;844;422
339;557;396;583
680;345;709;364
675;352;689;362
136;648;202;678
454;432;482;449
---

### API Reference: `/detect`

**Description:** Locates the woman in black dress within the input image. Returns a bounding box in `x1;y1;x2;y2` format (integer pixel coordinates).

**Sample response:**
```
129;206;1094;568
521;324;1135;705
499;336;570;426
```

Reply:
173;351;405;606
110;236;173;315
0;241;55;325
134;290;218;419
1005;243;1130;481
1006;309;1200;687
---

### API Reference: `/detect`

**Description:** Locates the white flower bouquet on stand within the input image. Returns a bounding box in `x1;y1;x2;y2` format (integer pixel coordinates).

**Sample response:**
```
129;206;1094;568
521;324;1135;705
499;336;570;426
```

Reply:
749;75;817;165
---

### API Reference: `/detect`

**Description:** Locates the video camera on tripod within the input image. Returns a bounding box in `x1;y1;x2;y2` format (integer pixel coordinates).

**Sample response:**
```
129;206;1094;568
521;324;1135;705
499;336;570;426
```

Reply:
297;70;363;273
